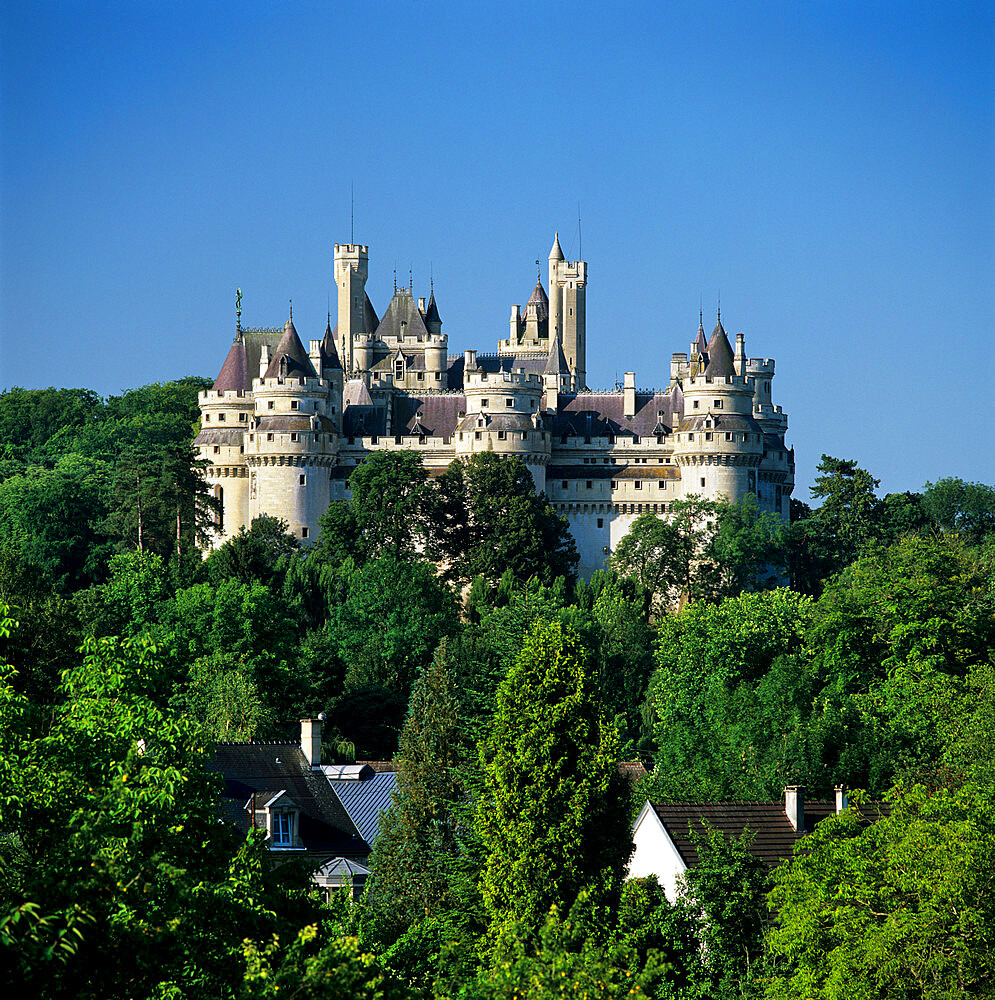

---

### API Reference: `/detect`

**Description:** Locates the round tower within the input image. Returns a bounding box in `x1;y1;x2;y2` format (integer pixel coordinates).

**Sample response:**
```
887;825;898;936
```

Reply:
454;369;550;492
424;333;448;387
245;319;338;542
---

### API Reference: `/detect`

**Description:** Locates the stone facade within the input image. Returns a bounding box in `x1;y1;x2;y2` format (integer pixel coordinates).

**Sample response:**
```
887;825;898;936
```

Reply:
195;236;794;579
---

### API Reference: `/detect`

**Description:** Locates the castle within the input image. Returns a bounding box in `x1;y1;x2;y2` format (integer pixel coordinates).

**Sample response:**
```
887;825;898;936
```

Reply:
195;236;794;579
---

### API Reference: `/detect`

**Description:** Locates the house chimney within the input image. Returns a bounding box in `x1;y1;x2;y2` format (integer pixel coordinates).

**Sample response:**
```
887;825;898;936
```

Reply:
623;372;636;418
784;785;804;832
464;349;477;371
834;784;848;814
300;718;322;768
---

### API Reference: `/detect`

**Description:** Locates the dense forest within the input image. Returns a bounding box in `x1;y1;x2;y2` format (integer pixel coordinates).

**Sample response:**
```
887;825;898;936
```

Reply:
1;381;993;998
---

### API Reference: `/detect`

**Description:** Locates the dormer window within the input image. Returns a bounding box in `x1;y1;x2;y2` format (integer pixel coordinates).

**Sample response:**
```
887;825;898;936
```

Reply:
272;812;292;846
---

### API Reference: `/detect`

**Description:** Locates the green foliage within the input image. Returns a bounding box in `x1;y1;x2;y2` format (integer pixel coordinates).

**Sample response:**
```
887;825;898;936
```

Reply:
206;514;301;588
430;452;578;586
922;476;995;546
477;619;631;949
765;784;995;999
348;449;432;558
0;624;308;998
680;826;771;998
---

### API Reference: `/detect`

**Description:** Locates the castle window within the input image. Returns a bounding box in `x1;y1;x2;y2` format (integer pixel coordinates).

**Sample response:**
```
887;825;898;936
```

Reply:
705;433;712;441
725;432;732;441
301;527;309;539
218;412;225;421
267;433;274;441
475;431;481;440
204;413;210;421
498;431;506;440
481;399;489;407
586;481;592;489
268;401;275;409
634;481;642;489
459;433;463;441
657;435;663;444
395;360;404;381
506;398;514;407
561;435;568;444
713;400;722;408
370;435;378;444
434;372;441;380
395;435;402;444
521;432;527;440
561;480;568;489
291;433;298;441
299;474;306;485
213;446;220;453
658;481;666;489
214;485;224;529
765;382;770;392
611;481;618;489
239;413;247;422
291;400;299;410
700;477;706;488
693;400;699;409
418;372;424;381
597;517;604;528
688;433;694;441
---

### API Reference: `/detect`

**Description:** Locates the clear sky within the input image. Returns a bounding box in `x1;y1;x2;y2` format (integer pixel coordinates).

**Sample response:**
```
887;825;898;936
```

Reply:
1;1;992;498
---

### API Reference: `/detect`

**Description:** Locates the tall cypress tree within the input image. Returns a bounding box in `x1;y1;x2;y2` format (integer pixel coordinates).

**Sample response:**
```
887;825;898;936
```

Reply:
477;618;631;946
361;638;471;941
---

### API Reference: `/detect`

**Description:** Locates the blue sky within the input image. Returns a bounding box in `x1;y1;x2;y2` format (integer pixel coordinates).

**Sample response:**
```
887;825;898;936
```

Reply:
1;1;992;497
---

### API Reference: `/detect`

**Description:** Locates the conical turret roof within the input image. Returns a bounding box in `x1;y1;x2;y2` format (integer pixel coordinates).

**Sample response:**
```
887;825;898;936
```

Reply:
264;317;317;380
424;289;442;331
321;315;342;371
213;335;250;392
544;331;569;375
549;232;564;261
526;278;549;322
694;315;708;356
704;317;735;377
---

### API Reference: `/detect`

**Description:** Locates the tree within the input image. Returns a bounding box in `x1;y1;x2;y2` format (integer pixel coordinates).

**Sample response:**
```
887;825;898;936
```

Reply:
765;784;995;999
808;455;881;569
477;619;631;948
430;453;578;586
679;826;771;998
347;450;431;558
709;493;788;596
922;476;995;547
206;514;301;588
0;622;309;997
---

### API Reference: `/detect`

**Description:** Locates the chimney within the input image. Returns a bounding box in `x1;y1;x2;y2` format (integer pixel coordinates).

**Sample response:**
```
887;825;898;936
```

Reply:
784;785;804;832
418;296;426;312
259;344;270;379
623;372;636;418
300;718;322;768
834;784;848;814
735;332;747;376
464;349;477;371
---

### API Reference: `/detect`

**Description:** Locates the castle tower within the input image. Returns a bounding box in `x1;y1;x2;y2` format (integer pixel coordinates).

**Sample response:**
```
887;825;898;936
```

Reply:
671;316;764;504
455;369;551;492
547;233;587;390
246;315;336;542
334;244;369;372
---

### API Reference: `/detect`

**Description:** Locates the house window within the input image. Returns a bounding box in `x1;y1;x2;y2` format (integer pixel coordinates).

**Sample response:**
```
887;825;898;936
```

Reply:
268;400;275;410
272;812;292;846
291;400;299;410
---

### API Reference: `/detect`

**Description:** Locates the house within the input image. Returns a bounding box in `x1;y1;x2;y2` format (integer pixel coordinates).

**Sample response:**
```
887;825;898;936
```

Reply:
212;718;397;897
628;785;847;900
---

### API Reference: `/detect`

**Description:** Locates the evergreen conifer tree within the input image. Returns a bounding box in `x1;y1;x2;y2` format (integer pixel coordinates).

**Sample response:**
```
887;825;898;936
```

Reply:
477;619;631;949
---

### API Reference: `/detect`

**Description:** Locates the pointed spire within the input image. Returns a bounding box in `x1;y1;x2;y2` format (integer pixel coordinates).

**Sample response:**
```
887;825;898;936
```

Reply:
694;311;708;356
425;287;442;335
544;331;569;375
264;314;317;380
321;311;342;371
704;312;735;377
549;232;564;261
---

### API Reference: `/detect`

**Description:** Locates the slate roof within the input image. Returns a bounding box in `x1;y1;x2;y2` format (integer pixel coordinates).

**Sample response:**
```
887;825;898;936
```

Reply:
424;290;442;331
213;328;283;392
211;742;368;856
373;289;431;342
693;319;708;357
549;232;564;261
551;390;681;439
323;770;397;847
263;319;317;380
647;799;837;869
472;352;549;378
321;317;342;370
704;319;735;377
677;412;763;434
526;279;549;322
457;411;535;433
545;333;569;375
193;428;246;446
393;395;466;438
